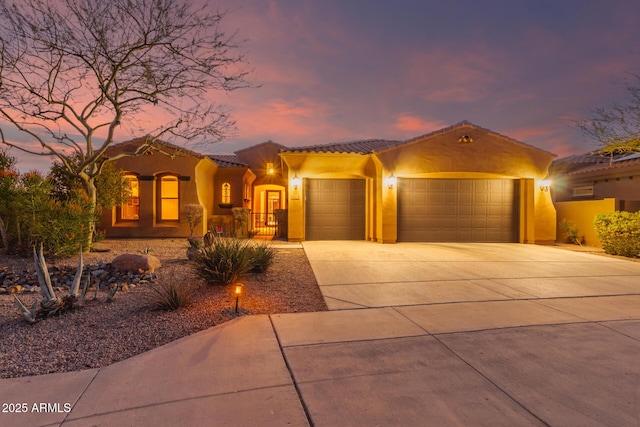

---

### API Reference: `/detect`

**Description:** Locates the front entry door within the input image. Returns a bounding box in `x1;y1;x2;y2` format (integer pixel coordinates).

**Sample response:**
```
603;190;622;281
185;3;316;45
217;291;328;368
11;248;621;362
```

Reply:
266;190;281;225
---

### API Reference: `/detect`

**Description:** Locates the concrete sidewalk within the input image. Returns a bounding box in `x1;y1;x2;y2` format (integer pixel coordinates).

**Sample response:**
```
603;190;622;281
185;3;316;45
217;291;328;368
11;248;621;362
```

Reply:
2;243;640;426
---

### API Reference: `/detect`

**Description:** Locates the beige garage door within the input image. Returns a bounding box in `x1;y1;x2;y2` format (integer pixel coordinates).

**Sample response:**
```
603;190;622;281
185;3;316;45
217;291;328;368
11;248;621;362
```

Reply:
306;179;366;240
398;178;519;242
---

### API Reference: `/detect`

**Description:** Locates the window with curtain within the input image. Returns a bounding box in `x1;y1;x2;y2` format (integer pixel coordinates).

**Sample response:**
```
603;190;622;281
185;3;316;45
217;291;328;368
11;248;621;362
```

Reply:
159;175;179;221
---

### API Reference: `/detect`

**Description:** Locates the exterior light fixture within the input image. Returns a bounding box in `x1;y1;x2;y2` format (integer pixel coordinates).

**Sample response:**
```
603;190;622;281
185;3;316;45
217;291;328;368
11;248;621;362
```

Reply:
384;173;397;190
458;134;473;143
291;174;302;191
267;162;274;175
233;283;244;313
538;179;551;192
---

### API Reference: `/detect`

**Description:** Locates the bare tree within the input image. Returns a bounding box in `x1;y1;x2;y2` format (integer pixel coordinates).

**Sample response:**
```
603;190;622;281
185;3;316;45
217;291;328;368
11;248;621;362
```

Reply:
0;0;250;247
579;75;640;160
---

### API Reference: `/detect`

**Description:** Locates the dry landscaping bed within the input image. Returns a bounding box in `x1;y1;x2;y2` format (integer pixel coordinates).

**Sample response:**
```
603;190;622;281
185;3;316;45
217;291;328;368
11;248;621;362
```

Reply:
0;239;327;379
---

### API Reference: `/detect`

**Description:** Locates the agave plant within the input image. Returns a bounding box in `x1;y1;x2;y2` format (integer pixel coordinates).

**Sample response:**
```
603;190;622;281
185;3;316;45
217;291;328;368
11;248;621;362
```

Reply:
14;244;91;323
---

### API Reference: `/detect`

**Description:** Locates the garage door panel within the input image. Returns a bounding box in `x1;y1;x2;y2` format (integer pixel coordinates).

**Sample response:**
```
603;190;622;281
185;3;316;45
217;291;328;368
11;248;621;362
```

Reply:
398;178;519;242
306;179;365;241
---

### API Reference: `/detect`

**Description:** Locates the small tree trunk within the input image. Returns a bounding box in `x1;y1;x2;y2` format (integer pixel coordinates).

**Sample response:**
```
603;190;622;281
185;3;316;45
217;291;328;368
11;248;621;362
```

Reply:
0;217;7;253
84;178;98;251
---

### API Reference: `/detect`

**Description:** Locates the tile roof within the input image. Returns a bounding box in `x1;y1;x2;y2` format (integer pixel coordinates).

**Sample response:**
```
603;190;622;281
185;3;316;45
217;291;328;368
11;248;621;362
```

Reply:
208;154;248;167
283;139;403;154
549;150;640;176
392;120;557;156
562;157;640;176
551;152;612;166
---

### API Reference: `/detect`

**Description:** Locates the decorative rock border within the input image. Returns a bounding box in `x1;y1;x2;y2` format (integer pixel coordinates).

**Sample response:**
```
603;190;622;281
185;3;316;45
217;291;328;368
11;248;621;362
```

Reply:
0;260;157;295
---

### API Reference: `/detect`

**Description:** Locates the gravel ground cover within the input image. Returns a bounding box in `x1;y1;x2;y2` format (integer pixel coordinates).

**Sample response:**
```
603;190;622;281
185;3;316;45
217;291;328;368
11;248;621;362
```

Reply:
0;239;327;379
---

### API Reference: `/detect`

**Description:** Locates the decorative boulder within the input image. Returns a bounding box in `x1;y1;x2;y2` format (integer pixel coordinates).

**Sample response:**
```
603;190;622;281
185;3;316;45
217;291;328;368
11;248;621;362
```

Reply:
111;254;161;273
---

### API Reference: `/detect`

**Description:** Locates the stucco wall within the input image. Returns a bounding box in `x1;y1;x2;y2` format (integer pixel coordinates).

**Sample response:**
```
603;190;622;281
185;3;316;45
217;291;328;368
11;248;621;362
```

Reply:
281;124;557;244
101;141;211;238
554;198;617;247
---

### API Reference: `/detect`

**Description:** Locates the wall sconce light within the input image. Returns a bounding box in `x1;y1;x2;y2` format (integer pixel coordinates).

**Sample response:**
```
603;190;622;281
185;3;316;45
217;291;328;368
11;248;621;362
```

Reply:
384;173;397;190
538;179;551;192
233;283;244;313
267;162;274;175
291;174;302;191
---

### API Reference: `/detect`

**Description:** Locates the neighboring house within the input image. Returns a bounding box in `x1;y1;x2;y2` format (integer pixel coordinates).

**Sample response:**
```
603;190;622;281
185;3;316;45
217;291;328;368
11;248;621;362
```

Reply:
549;152;640;246
101;121;558;244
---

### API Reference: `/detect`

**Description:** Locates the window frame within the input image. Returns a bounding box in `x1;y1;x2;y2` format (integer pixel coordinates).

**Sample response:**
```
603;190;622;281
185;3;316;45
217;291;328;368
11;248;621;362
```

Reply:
119;173;140;221
157;174;181;223
572;185;594;198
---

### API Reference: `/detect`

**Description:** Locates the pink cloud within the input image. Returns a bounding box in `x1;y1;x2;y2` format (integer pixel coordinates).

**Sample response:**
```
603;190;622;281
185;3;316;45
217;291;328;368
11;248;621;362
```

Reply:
230;97;347;145
393;114;447;134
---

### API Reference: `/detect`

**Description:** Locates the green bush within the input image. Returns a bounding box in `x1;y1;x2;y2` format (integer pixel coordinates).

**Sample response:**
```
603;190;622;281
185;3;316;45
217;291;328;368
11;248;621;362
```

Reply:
193;237;254;285
594;211;640;257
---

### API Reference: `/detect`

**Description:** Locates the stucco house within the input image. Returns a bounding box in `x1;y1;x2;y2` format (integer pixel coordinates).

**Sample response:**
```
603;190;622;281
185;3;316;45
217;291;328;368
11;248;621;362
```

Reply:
101;121;558;244
550;151;640;245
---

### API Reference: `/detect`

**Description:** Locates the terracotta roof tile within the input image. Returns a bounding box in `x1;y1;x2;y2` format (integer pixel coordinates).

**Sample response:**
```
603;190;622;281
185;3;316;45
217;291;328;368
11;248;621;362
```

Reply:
563;157;640;176
283;139;402;154
208;154;248;168
552;153;611;166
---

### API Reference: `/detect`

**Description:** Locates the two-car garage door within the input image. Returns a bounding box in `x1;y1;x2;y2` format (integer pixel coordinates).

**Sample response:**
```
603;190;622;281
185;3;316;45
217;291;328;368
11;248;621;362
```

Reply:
397;178;519;242
304;178;519;242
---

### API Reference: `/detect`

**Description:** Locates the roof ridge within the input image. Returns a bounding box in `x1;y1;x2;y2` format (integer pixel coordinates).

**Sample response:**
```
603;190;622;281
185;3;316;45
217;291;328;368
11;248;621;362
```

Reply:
393;121;556;157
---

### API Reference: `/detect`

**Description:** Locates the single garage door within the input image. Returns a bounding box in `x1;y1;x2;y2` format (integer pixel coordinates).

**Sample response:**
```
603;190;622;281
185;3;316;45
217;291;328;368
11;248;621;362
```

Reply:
306;179;366;240
398;178;519;242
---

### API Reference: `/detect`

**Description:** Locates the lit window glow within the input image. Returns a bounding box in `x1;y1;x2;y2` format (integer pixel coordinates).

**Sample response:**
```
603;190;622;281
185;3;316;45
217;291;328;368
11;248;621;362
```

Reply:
160;176;179;220
121;174;139;220
222;182;231;204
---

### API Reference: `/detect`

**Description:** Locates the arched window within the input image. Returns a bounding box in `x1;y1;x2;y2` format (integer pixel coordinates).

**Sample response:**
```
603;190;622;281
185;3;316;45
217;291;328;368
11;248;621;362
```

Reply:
121;174;139;220
222;182;231;204
158;175;179;221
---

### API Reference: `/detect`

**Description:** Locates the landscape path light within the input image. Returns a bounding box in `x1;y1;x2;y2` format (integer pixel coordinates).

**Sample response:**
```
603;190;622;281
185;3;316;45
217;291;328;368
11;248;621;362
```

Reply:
233;283;244;313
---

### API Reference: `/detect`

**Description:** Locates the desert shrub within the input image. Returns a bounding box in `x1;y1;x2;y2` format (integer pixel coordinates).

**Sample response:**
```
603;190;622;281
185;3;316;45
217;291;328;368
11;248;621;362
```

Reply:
559;219;584;245
192;237;275;284
182;204;204;236
249;241;275;273
146;274;194;311
594;211;640;257
1;154;116;256
193;237;254;285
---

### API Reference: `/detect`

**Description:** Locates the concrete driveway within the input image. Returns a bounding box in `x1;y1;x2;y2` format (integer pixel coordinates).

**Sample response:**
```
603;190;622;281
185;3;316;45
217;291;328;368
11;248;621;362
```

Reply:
2;242;640;426
280;241;640;425
304;241;640;312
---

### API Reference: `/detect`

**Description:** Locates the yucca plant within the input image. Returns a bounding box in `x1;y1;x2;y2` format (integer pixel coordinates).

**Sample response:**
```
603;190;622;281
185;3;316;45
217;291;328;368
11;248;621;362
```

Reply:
145;274;194;310
248;241;275;273
14;244;91;323
193;237;254;285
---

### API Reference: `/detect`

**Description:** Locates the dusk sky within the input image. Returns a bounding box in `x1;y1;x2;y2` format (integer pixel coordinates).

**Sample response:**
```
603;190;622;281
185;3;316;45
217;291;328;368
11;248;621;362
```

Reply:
212;0;640;155
7;0;640;171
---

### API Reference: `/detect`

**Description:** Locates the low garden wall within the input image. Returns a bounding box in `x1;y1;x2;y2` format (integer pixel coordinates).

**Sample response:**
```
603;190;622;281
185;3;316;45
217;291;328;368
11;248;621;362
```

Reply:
554;198;617;247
